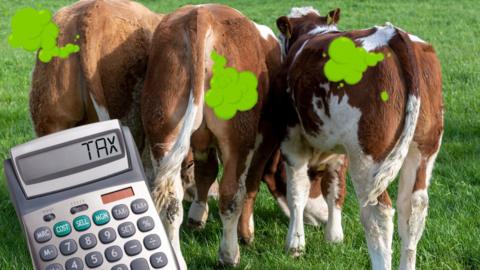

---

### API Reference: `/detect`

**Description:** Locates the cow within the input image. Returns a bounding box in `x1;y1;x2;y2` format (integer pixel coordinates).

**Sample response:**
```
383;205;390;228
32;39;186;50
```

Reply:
275;6;443;270
141;4;285;267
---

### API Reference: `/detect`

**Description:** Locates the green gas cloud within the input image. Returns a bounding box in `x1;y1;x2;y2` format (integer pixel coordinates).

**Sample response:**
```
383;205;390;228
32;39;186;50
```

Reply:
205;51;258;120
324;37;384;85
380;90;389;102
8;8;79;63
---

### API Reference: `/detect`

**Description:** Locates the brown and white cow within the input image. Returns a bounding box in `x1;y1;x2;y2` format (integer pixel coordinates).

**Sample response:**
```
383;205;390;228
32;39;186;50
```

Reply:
141;4;285;267
30;0;161;149
276;6;443;270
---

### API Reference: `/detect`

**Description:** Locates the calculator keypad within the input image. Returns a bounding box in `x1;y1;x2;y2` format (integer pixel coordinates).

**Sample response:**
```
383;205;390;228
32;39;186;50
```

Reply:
26;183;175;270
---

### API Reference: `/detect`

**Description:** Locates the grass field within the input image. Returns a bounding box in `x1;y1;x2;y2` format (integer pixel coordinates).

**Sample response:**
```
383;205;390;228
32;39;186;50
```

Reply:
1;0;479;269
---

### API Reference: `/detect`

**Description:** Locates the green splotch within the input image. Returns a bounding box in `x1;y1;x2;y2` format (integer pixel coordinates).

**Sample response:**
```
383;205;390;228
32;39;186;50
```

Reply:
205;51;258;120
324;37;384;85
8;8;80;63
380;90;389;102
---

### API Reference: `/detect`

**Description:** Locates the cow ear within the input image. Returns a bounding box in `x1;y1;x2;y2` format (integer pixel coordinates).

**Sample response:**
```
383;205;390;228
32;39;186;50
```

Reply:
276;16;292;38
327;8;341;25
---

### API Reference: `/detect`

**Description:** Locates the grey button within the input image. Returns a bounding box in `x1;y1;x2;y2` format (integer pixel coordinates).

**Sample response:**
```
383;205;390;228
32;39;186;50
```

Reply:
131;199;148;214
150;252;168;268
143;234;161;250
137;216;155;232
118;221;136;238
111;264;128;270
65;257;83;270
40;245;58;261
130;258;150;270
59;239;77;256
105;245;123;262
85;251;103;268
79;233;97;250
45;263;63;270
34;227;52;243
112;204;129;220
99;227;117;244
124;239;142;256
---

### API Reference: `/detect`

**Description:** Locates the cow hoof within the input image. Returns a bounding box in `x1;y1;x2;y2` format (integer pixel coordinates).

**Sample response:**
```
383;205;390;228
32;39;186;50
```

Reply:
287;247;305;258
239;235;254;246
325;230;344;243
218;246;240;267
186;218;206;230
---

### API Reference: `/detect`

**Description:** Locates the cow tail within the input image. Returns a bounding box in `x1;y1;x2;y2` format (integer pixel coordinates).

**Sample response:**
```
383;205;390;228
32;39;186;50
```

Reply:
367;29;421;205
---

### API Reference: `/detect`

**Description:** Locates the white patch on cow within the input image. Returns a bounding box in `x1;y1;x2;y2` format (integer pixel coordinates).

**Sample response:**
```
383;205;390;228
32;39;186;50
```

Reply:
276;195;291;217
248;212;254;237
303;194;328;226
219;134;262;265
187;200;209;226
408;33;426;44
89;93;110;121
308;25;338;35
254;22;276;41
292;40;309;66
324;156;344;242
358;24;396;51
288;6;320;18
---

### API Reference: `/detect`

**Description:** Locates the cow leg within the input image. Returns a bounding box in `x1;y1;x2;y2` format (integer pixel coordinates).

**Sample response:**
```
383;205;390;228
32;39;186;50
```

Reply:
281;127;311;257
320;156;347;243
238;170;261;245
397;143;439;270
187;147;218;229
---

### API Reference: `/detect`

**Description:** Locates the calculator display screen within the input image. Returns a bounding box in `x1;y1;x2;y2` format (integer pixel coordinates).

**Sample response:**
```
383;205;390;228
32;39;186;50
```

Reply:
16;131;124;185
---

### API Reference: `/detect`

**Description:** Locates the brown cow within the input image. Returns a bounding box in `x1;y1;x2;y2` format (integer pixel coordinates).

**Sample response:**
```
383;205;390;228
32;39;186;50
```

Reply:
276;6;443;270
141;4;284;267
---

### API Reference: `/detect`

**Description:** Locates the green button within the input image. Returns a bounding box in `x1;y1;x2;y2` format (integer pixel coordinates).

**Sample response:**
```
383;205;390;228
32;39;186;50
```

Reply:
73;215;91;231
53;221;71;237
92;210;110;226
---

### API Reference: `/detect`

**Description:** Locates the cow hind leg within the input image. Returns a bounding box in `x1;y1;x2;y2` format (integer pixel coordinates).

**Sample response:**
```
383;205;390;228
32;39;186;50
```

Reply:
187;147;218;229
397;143;439;270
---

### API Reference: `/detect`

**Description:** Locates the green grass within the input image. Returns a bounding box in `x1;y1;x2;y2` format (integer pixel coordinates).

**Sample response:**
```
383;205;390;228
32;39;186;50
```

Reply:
0;0;479;269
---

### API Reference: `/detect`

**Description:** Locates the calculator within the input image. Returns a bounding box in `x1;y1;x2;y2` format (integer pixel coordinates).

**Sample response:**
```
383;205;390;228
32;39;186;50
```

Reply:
3;120;179;270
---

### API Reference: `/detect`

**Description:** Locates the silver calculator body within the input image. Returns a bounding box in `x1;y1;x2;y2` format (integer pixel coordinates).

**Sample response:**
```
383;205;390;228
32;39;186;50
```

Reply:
3;120;179;270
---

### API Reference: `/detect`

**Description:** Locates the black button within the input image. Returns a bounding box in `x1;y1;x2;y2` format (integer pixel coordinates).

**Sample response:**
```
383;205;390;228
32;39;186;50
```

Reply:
65;257;83;270
137;216;155;232
70;204;88;215
34;227;52;243
39;245;58;261
45;263;63;270
143;234;161;250
59;239;77;256
43;213;56;222
150;252;168;268
79;233;97;250
111;264;128;270
124;239;142;256
112;204;129;220
85;251;103;268
131;199;148;214
105;246;123;262
118;221;136;238
98;227;116;244
130;258;150;270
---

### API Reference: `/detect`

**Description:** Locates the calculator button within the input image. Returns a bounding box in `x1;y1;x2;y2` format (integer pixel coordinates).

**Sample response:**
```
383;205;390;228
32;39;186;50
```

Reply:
54;221;71;237
118;221;136;238
79;233;97;250
143;234;161;250
43;213;56;222
130;258;150;270
39;245;58;261
70;204;88;215
59;239;78;256
105;245;123;262
150;252;168;268
111;264;128;270
137;216;155;232
99;227;117;244
34;227;52;243
92;210;110;226
73;215;91;231
65;257;83;270
85;251;103;268
112;204;129;220
131;199;148;214
124;239;142;256
45;263;63;270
